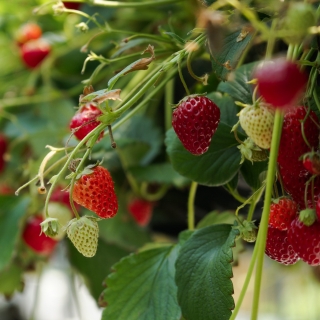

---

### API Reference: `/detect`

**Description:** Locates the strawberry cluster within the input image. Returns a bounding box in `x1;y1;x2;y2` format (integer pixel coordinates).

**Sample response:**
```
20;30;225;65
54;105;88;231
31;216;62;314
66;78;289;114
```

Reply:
266;106;320;266
15;22;51;69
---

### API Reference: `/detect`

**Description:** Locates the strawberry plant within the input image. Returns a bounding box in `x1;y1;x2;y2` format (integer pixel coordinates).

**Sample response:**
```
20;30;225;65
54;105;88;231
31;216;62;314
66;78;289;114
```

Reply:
2;0;320;319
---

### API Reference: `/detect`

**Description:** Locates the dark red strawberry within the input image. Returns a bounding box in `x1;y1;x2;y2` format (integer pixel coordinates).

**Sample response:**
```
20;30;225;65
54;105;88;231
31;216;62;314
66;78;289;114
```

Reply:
16;22;42;46
0;134;7;174
277;106;320;208
128;198;153;226
268;198;298;231
20;39;51;69
316;198;320;220
265;226;299;265
63;1;81;9
288;217;320;266
69;104;103;141
302;152;320;175
254;58;307;109
72;165;118;218
172;96;220;155
22;216;58;255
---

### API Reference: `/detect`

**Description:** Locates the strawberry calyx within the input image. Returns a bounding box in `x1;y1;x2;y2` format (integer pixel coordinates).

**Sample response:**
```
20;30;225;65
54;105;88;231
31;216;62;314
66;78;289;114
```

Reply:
237;137;268;164
299;208;316;226
40;217;60;237
233;220;258;243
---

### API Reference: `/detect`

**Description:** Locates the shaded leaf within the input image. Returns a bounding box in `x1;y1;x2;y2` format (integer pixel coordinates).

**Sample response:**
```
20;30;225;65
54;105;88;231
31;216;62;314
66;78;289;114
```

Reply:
0;264;24;296
196;210;235;229
165;124;241;186
0;196;30;271
102;245;181;320
210;28;254;81
175;224;237;320
240;159;268;190
217;62;256;105
129;162;190;187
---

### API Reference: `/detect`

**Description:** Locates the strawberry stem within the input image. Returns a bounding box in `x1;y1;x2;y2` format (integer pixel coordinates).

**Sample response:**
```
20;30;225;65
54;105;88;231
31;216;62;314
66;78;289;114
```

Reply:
251;109;284;320
178;57;190;96
187;181;198;231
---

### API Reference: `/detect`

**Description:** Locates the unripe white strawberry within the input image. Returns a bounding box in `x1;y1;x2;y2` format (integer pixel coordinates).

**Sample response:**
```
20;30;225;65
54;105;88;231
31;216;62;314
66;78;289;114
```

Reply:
66;216;99;257
239;102;275;149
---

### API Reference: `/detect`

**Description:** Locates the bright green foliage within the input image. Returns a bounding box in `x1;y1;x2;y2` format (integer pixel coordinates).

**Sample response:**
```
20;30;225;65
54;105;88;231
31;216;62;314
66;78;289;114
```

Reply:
102;245;181;320
175;224;237;320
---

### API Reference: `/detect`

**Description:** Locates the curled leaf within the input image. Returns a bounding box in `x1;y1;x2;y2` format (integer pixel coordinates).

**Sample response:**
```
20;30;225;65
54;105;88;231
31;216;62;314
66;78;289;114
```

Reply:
80;89;122;105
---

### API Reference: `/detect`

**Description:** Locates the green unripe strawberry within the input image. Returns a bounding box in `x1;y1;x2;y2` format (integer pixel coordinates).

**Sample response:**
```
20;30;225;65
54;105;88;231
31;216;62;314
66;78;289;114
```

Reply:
283;3;315;44
239;102;275;149
238;137;268;164
46;202;73;240
67;216;99;257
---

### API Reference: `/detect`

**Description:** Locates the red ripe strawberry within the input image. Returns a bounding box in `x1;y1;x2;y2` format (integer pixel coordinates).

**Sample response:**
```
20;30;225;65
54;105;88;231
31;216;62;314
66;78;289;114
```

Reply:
254;57;307;109
63;1;81;9
172;96;220;155
69;104;103;141
72;165;118;218
302;152;320;175
15;22;42;46
288;217;320;266
0;134;7;174
269;198;298;231
265;226;299;265
277;106;320;208
128;198;153;226
22;216;58;255
50;186;79;212
20;39;51;69
316;198;320;220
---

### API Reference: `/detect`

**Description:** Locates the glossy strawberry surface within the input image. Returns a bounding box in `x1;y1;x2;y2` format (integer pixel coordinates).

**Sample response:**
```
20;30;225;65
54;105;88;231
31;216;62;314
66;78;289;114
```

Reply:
72;166;118;218
288;217;320;266
69;104;103;141
172;96;220;155
277;106;320;208
268;198;298;231
265;226;299;265
254;58;307;109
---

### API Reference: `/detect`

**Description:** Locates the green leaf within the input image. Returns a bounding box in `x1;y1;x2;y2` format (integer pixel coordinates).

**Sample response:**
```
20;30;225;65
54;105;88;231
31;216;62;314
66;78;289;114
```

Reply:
0;264;24;296
196;211;235;229
207;92;240;126
102;245;181;320
99;205;151;251
129;162;190;187
175;224;237;320
114;115;162;166
165;124;241;186
240;159;268;190
217;62;256;105
210;29;254;81
0;196;30;271
67;238;129;301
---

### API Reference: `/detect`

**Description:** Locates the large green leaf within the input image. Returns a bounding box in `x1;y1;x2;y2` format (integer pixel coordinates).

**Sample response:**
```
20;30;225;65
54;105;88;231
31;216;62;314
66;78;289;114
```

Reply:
210;29;254;81
129;162;190;187
175;224;237;320
217;62;256;105
165;124;241;186
102;245;181;320
196;211;235;229
67;238;129;301
113;115;162;166
0;196;30;271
